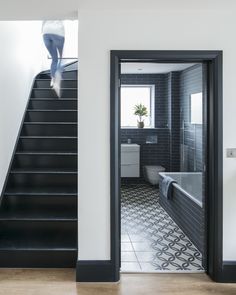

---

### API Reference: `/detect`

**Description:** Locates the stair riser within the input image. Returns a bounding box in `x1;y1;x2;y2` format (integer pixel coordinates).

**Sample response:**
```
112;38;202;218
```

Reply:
4;195;77;210
28;100;77;110
0;197;77;220
0;250;77;267
13;155;77;169
0;220;77;232
25;111;77;122
17;138;77;152
0;220;77;248
63;71;78;79
34;80;77;88
39;71;77;79
31;89;77;99
7;174;77;188
21;124;77;136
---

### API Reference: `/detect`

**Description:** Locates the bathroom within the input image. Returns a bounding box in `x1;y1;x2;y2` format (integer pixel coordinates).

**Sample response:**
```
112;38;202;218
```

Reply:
120;62;206;272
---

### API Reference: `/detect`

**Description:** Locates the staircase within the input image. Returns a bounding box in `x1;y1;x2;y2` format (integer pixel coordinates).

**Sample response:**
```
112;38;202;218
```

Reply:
0;63;78;267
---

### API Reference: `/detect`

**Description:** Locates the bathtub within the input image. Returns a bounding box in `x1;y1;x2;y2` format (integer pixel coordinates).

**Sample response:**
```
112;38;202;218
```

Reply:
159;172;204;254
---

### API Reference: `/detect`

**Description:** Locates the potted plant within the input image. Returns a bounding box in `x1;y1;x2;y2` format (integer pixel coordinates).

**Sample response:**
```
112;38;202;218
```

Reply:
134;103;148;128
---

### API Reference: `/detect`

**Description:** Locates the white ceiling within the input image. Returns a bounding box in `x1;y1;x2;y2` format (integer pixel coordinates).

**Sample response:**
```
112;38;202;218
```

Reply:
78;0;235;11
0;0;234;20
0;1;78;20
121;63;197;74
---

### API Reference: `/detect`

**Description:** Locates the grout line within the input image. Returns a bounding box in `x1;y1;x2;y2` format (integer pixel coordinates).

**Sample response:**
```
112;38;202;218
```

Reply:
126;232;132;243
127;232;142;270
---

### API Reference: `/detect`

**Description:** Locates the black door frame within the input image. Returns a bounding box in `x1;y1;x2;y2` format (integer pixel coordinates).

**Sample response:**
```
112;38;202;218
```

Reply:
110;50;223;282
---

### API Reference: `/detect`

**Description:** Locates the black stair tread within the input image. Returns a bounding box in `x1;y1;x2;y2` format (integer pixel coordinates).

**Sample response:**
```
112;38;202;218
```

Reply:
10;168;77;174
30;98;77;100
20;136;77;138
33;88;77;90
0;205;77;221
27;109;77;112
0;248;77;252
23;122;77;125
0;216;77;221
0;240;77;251
0;243;77;251
16;150;77;154
5;187;77;196
0;217;76;221
15;151;77;155
0;242;77;251
35;78;77;81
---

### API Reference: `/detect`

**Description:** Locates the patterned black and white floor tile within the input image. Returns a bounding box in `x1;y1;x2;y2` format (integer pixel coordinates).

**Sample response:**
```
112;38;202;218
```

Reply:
121;182;204;272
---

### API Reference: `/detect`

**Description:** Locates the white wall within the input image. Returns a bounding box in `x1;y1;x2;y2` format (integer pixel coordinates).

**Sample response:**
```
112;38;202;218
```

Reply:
63;20;78;59
78;5;236;261
0;0;235;263
0;21;47;194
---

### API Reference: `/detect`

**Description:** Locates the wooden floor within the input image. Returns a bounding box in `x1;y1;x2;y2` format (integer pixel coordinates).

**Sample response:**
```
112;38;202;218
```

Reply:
0;269;235;295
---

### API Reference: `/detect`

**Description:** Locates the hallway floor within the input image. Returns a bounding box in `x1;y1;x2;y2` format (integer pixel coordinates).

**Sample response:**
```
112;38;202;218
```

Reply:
0;269;235;295
121;182;204;272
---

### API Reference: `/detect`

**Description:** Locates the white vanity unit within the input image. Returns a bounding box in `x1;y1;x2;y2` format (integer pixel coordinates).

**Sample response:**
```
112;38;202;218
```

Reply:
121;144;140;177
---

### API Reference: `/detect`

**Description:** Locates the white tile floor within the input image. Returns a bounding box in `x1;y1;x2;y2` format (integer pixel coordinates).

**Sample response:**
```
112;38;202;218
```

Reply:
121;182;204;272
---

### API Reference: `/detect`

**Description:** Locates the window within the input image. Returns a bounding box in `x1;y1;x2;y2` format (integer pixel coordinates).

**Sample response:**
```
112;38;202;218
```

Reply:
121;85;155;128
190;92;203;124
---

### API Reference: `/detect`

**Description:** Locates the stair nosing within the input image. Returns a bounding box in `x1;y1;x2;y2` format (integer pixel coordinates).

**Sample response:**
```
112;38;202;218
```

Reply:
4;192;77;196
27;110;76;112
0;217;77;222
19;136;77;139
32;88;77;90
15;152;77;155
30;98;77;101
0;248;77;251
35;79;77;81
10;170;77;174
23;122;77;125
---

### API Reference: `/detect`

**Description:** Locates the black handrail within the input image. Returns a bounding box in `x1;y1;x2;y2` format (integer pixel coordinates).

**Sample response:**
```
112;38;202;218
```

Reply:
47;56;78;60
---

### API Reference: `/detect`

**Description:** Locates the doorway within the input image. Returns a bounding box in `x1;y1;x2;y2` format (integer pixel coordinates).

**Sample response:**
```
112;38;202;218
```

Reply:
120;62;206;272
110;51;223;281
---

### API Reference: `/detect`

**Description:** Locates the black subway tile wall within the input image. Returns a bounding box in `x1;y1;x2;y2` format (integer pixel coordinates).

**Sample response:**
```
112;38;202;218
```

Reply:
121;74;170;176
120;66;205;178
179;64;204;172
168;72;181;171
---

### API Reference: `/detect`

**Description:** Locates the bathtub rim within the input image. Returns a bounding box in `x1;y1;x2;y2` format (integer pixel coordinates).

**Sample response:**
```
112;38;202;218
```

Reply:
159;172;203;208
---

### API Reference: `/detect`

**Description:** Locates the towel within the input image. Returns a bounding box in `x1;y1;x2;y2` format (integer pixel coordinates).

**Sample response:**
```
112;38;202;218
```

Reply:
161;176;177;200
